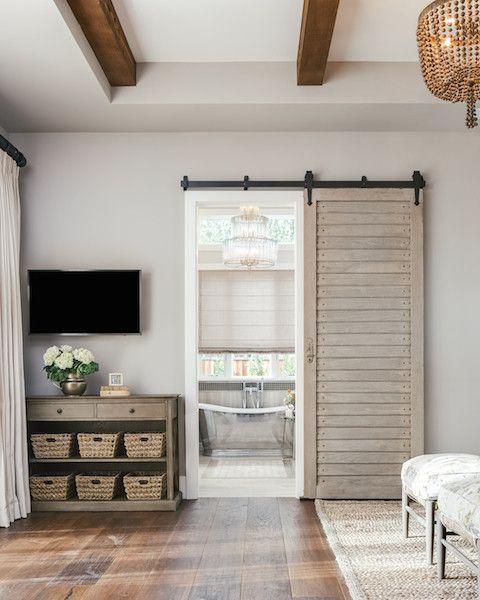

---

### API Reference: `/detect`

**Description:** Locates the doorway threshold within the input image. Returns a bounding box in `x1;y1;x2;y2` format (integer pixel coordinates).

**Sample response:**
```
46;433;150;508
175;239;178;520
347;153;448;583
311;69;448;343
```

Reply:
199;456;295;498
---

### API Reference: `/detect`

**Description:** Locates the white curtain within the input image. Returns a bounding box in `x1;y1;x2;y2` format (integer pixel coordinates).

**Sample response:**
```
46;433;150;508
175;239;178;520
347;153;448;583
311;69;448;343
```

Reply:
0;150;29;527
198;270;295;353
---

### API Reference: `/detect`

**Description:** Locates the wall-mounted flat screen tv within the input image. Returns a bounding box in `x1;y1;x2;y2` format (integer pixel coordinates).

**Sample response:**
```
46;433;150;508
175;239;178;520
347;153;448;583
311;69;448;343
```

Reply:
28;270;141;334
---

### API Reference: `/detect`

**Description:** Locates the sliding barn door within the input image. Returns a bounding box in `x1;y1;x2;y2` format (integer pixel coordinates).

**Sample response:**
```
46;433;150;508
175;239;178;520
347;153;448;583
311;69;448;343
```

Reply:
303;188;423;499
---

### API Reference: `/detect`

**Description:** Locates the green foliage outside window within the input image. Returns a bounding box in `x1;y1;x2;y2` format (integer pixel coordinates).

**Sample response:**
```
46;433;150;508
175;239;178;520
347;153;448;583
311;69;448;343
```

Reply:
266;218;295;244
247;354;269;377
279;353;296;377
199;216;295;245
199;219;231;244
200;353;294;378
211;358;225;376
199;354;225;377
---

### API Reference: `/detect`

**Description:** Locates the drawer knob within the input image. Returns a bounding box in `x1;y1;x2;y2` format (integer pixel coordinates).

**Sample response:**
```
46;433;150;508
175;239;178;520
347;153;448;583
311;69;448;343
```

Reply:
129;408;135;414
56;408;63;414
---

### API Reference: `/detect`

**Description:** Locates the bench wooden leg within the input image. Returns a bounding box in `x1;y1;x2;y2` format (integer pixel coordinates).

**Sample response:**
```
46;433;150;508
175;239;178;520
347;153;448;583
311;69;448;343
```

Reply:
477;544;480;599
402;488;410;539
426;500;435;565
437;517;446;580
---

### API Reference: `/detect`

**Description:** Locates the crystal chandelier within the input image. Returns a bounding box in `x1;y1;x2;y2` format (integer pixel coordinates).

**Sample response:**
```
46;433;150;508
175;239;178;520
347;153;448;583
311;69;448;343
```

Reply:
418;0;480;128
223;206;278;269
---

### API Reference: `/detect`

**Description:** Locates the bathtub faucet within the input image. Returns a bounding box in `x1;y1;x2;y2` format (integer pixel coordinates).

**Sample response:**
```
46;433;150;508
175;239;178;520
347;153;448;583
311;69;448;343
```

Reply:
243;380;264;409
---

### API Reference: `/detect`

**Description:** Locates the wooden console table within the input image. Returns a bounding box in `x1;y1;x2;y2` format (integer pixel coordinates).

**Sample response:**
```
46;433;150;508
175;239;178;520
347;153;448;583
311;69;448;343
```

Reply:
26;395;181;512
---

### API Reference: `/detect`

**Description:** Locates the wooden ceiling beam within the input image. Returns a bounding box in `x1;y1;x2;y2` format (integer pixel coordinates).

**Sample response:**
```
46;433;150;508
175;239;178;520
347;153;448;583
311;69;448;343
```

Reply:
297;0;339;86
66;0;136;86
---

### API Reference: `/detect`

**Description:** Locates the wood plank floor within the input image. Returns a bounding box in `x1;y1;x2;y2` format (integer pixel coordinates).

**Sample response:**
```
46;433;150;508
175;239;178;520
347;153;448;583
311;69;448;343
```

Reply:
0;499;350;600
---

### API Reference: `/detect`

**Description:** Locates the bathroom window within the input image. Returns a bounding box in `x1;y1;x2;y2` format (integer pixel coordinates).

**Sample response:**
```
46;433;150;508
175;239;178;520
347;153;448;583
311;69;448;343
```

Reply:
199;354;226;377
199;215;295;244
198;353;294;379
278;353;296;377
267;216;295;244
198;217;231;245
232;354;271;377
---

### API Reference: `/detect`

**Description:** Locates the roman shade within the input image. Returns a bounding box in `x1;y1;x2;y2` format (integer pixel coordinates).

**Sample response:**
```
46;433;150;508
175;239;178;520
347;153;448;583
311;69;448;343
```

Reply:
198;270;294;353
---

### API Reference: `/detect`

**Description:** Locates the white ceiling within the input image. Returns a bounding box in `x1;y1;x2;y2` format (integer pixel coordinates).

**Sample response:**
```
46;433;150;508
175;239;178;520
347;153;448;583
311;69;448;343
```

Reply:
112;0;426;63
0;0;470;133
331;0;426;62
0;1;109;131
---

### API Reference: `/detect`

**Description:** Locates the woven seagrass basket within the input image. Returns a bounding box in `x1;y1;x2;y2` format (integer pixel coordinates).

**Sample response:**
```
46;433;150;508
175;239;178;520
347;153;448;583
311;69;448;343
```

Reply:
76;472;122;501
31;433;75;459
77;433;122;458
123;472;167;500
30;473;76;501
124;432;166;458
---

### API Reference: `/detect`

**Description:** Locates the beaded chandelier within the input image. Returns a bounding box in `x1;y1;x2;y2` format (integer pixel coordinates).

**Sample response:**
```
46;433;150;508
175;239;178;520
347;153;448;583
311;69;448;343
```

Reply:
223;206;278;269
417;0;480;128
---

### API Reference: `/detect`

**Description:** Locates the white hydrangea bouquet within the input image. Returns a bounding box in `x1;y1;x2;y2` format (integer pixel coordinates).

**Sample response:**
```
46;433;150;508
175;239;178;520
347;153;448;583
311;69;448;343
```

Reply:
43;345;99;384
284;389;295;420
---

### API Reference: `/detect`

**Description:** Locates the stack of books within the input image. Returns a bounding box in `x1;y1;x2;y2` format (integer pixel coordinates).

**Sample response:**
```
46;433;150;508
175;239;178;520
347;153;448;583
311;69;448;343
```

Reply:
99;385;131;397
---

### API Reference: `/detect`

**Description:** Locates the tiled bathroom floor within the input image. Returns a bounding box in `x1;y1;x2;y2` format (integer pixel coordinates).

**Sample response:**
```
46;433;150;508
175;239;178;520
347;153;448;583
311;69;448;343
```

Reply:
199;456;296;497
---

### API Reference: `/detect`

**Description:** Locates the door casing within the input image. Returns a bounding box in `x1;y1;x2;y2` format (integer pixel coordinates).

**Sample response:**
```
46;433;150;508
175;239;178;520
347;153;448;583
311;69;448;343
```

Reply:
184;190;305;499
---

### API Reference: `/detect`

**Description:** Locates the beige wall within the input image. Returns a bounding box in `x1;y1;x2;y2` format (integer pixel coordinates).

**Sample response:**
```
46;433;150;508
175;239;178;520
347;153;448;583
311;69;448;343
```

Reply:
13;132;480;454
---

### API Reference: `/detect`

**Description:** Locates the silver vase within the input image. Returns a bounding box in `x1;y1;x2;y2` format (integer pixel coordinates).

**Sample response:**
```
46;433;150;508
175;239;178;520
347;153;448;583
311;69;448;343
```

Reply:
60;373;87;396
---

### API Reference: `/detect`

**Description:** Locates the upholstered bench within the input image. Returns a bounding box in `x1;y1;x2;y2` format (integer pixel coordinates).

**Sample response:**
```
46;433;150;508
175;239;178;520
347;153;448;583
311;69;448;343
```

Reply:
401;454;480;564
437;477;480;594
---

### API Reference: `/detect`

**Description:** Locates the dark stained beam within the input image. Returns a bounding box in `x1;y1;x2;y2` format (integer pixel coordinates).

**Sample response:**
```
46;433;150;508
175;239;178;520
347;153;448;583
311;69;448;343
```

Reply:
66;0;136;86
297;0;339;85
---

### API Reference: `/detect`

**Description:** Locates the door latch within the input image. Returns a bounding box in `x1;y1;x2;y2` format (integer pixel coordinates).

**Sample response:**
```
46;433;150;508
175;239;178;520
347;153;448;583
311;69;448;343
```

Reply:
306;337;315;364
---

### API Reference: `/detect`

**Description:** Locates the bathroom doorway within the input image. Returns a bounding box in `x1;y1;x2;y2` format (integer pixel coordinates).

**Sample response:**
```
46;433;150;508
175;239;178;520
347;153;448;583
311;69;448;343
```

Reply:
185;191;304;499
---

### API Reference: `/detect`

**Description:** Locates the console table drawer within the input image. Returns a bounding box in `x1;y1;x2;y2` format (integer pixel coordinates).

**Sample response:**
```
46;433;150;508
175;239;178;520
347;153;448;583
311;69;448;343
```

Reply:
96;401;166;420
28;402;95;421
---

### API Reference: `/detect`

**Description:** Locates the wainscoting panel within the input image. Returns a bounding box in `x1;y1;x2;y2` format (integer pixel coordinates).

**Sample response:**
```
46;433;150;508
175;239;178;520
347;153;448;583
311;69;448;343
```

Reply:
305;188;423;500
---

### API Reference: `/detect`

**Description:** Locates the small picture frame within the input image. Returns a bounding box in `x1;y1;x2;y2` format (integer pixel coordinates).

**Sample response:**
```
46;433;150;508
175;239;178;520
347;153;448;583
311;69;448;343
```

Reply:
108;372;124;387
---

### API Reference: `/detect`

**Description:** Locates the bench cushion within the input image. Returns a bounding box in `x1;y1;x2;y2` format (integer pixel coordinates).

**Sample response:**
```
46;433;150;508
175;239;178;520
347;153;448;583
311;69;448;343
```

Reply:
438;477;480;541
401;453;480;502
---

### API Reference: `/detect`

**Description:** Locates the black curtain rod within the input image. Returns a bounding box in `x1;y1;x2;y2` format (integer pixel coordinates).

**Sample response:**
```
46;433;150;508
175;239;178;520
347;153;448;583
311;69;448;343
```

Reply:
0;134;27;168
181;170;426;206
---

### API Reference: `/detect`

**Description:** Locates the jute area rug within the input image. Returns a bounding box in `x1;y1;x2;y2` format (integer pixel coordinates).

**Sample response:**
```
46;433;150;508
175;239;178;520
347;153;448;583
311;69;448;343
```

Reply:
315;500;477;600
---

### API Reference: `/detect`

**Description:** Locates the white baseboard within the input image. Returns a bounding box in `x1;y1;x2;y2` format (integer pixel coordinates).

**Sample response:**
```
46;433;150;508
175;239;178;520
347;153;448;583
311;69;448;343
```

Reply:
179;475;187;497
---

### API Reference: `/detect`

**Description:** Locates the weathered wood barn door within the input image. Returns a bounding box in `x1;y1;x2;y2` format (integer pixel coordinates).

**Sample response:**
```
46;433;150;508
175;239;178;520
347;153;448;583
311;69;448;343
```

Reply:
303;188;423;499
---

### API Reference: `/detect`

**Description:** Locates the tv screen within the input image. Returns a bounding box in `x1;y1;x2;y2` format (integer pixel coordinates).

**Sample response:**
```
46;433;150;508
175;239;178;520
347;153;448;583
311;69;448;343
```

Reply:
28;270;141;334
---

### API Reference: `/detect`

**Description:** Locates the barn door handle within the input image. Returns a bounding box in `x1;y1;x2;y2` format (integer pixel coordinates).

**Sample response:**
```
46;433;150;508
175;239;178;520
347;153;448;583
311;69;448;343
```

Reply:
306;337;315;364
